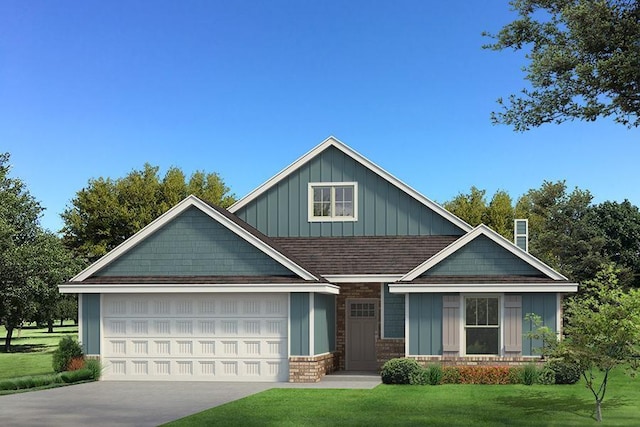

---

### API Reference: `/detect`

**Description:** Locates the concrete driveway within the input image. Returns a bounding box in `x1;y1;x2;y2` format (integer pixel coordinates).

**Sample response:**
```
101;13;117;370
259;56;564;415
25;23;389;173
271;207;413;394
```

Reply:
0;374;380;426
0;381;274;427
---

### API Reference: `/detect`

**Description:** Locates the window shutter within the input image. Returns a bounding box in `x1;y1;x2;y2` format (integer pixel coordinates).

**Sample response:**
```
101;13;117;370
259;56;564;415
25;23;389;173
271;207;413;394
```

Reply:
504;295;522;353
442;295;460;353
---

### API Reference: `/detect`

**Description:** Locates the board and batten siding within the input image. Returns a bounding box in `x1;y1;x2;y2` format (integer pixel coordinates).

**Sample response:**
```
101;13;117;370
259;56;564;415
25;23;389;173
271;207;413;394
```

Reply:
290;293;310;356
522;293;557;356
421;235;542;276
408;294;443;355
234;146;465;237
383;285;405;338
314;293;336;354
95;207;293;277
80;293;101;355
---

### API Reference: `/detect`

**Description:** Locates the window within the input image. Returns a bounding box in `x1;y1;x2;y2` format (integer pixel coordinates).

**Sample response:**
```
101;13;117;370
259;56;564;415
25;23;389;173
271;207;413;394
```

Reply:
465;297;499;355
308;182;357;221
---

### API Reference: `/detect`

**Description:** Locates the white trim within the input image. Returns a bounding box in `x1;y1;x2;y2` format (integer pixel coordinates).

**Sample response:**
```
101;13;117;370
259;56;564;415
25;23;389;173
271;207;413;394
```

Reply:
322;274;404;283
461;293;503;357
307;182;358;222
71;195;318;282
77;294;83;349
287;293;292;359
380;283;385;339
514;219;529;252
98;293;104;361
400;224;568;282
228;136;472;232
59;283;340;295
404;294;410;356
388;283;578;293
309;293;315;356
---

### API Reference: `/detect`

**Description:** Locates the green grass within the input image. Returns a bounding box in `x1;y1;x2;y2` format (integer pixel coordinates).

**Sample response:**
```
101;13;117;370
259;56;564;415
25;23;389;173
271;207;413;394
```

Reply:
166;369;639;426
0;324;78;380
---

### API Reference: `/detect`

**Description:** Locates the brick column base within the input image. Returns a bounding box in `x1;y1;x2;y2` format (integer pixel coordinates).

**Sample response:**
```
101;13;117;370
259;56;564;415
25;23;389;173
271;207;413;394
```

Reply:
289;352;339;383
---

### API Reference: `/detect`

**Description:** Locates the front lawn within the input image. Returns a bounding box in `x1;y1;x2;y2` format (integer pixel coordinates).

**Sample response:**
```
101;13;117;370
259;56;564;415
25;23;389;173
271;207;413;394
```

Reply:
0;325;78;380
166;369;638;426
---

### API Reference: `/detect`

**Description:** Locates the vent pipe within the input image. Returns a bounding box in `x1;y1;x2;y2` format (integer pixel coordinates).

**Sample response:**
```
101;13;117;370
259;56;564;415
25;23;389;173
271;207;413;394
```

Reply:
514;219;528;252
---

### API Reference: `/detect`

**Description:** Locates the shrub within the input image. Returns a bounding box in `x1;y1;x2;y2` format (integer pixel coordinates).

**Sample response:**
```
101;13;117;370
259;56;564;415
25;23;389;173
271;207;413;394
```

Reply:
52;336;83;373
13;377;36;389
67;356;86;371
0;380;17;391
60;369;93;384
508;367;524;384
547;359;582;384
523;364;539;385
427;364;443;385
85;359;103;380
538;366;556;385
409;368;430;385
441;366;461;384
380;358;422;384
456;366;511;384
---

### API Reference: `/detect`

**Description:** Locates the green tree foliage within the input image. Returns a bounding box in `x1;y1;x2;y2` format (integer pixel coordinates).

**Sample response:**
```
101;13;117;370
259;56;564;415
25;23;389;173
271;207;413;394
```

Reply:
0;153;80;351
485;0;640;130
516;180;606;282
588;200;640;286
61;164;236;261
562;264;640;422
444;186;488;226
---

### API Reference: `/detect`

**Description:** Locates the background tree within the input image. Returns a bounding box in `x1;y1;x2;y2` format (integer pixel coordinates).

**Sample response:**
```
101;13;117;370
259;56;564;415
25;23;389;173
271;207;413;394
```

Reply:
443;186;489;227
561;264;640;422
61;164;236;262
485;0;640;130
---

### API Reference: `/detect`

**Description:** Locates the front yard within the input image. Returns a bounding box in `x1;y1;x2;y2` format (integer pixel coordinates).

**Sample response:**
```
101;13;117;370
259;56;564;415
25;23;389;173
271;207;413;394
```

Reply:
167;368;638;426
0;325;77;380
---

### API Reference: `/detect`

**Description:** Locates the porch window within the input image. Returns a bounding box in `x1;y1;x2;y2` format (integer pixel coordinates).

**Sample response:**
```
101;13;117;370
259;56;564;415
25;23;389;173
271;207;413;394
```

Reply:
308;182;357;221
465;297;499;355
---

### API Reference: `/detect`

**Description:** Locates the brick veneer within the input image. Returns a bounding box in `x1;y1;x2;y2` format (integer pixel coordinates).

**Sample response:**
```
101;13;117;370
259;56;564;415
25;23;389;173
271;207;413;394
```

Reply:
336;283;381;371
412;356;544;367
289;352;339;382
376;338;405;369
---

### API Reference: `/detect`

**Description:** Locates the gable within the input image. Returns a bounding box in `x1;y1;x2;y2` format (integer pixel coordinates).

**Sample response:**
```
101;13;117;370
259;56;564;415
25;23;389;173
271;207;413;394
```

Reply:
419;235;543;277
94;206;295;277
233;143;466;237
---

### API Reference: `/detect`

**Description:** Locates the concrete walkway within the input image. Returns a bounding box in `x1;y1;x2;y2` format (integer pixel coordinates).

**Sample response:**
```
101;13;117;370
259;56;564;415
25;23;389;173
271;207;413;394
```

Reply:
0;373;381;427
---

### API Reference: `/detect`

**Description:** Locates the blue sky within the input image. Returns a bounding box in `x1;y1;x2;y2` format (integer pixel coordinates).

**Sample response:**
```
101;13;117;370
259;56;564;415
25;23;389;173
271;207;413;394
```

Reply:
2;1;638;232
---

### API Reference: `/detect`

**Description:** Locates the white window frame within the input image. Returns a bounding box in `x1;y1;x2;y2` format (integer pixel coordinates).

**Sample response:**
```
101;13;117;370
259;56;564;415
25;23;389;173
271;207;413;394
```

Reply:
461;294;503;356
308;182;358;222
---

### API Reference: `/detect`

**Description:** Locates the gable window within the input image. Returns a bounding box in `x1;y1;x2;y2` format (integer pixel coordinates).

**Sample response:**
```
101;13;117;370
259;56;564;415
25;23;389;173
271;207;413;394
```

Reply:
465;297;499;355
308;182;357;221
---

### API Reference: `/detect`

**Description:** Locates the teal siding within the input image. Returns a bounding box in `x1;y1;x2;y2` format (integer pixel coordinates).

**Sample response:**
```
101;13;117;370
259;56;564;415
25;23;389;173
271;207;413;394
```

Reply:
409;294;442;355
81;294;101;355
96;207;293;277
235;146;465;237
422;235;542;276
314;293;336;354
290;293;310;356
522;293;557;356
384;284;405;338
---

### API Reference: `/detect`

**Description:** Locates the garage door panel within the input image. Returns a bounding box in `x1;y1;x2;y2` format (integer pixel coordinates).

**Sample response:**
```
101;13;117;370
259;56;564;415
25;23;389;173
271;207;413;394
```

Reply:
102;294;289;381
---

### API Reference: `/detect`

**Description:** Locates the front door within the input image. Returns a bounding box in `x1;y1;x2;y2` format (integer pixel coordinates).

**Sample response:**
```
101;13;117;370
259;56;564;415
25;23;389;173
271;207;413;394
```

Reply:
346;299;378;371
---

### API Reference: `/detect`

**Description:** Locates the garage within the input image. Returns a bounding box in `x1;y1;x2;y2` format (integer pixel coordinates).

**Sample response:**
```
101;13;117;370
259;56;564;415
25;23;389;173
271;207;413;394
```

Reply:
101;293;289;382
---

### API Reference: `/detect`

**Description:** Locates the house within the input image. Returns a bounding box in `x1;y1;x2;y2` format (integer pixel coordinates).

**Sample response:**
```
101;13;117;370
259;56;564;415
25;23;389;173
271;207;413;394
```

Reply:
59;136;578;382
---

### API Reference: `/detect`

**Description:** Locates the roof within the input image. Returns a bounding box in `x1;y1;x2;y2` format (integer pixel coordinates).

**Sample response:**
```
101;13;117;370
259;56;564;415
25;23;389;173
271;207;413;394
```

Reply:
272;236;459;275
228;136;472;232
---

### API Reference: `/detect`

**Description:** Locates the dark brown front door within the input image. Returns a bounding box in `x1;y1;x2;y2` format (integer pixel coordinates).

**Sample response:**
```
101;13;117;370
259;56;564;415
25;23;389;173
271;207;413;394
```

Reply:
346;300;378;371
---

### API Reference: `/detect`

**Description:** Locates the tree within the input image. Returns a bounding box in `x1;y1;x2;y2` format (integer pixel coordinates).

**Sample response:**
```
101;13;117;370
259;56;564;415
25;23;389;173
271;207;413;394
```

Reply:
61;164;236;262
485;190;515;240
588;200;640;286
444;186;489;227
562;264;640;422
485;0;640;130
515;180;606;282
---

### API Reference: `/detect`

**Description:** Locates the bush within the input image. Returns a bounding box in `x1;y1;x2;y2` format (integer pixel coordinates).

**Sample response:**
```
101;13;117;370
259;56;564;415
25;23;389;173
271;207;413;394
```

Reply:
0;380;17;391
409;368;430;385
380;358;422;384
85;359;103;380
67;356;85;371
508;367;524;384
538;366;556;385
441;367;461;384
547;359;582;384
456;366;511;384
523;364;539;385
52;336;83;373
60;369;93;384
427;364;443;385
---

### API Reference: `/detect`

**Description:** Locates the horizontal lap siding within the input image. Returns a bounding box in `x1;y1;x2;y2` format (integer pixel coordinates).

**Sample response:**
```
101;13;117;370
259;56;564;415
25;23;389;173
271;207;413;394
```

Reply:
234;146;465;237
409;294;442;356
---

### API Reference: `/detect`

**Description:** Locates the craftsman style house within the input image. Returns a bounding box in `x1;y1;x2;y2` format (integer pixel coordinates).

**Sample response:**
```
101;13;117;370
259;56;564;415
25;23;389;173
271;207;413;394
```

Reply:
60;137;577;382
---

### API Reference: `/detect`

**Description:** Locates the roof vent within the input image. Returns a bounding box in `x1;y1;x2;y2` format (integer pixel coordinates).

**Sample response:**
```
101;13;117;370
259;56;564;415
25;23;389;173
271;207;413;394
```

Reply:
514;219;528;252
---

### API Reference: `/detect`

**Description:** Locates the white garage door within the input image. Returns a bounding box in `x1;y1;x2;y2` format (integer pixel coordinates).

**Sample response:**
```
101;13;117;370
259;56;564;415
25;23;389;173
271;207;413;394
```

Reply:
101;293;289;382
